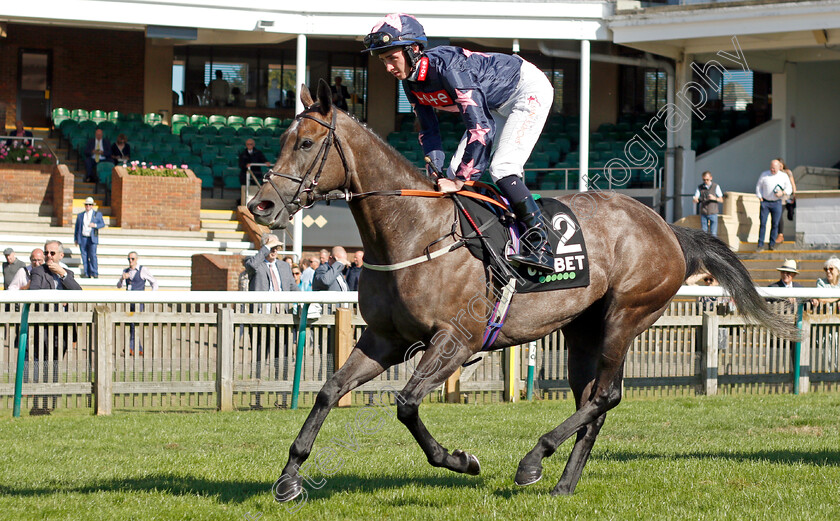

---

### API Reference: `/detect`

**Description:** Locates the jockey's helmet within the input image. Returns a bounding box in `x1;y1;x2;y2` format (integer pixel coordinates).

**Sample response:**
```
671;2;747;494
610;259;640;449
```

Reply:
363;13;427;65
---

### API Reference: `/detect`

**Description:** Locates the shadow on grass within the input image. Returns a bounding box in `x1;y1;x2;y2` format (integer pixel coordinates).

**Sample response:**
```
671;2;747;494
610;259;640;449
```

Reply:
600;448;840;466
0;472;485;504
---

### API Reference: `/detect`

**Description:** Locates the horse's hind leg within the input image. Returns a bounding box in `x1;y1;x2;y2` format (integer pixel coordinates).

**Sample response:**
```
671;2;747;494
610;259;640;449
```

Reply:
515;317;630;493
552;367;623;495
396;340;481;475
273;330;402;502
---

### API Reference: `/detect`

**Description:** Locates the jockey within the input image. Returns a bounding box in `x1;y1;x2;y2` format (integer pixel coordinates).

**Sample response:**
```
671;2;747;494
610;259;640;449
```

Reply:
363;13;554;273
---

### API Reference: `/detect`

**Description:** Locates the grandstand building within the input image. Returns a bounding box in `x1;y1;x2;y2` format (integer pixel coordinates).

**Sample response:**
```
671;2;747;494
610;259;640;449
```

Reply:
2;0;839;278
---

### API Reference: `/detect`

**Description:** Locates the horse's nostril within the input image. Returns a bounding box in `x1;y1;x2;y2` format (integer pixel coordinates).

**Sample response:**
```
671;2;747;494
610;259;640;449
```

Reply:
255;200;273;213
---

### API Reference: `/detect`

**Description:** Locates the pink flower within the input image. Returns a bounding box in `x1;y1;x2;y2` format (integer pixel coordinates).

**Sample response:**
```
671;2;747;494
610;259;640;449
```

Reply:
181;164;188;169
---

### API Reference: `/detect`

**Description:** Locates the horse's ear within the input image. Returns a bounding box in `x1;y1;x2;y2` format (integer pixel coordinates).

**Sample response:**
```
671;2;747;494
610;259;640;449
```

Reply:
316;78;332;115
300;84;314;109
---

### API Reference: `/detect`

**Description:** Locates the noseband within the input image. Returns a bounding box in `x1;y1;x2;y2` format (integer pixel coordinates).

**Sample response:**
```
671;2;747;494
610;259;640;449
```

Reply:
263;106;351;215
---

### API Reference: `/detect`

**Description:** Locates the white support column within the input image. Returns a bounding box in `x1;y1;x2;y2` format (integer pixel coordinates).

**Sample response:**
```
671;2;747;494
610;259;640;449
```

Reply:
673;54;695;221
293;34;307;260
579;40;590;192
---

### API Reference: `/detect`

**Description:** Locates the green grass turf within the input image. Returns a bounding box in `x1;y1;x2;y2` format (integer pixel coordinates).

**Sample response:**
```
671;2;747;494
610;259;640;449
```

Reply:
1;393;839;520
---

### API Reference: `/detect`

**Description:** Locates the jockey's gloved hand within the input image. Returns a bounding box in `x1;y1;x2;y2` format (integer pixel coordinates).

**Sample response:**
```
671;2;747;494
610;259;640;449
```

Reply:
425;150;445;178
437;178;464;193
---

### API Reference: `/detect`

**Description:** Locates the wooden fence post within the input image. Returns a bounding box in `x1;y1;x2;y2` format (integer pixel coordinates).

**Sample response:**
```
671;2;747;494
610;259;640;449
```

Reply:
504;345;519;402
334;307;353;407
445;368;461;403
216;307;234;412
799;312;811;394
93;305;112;416
702;312;719;396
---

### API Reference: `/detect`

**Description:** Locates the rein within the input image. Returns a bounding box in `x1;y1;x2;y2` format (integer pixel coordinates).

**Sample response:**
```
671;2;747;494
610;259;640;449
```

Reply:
262;107;510;272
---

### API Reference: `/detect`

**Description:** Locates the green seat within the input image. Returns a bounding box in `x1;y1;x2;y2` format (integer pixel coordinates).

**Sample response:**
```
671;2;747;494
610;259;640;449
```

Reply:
71;109;90;121
144;152;163;165
90;110;108;123
52;108;72;129
273;126;287;137
79;120;97;134
236;126;255;137
208;115;227;128
201;149;218;166
244;116;264;130
217;126;235;137
124;113;143;123
179;126;198;142
97;162;114;188
152;123;171;134
281;118;294;127
108;111;122;122
190;114;208;128
255;127;274;138
198;125;218;136
144;113;162;125
171;114;190;135
227;115;245;129
190;138;210;154
263;117;281;129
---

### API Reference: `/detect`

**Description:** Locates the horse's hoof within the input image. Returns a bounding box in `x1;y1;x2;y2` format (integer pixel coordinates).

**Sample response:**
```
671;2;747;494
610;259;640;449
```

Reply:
514;464;543;486
272;474;303;503
453;449;481;475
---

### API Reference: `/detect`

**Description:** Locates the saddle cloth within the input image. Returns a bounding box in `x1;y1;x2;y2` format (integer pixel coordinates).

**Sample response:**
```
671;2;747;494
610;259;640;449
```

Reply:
456;194;591;294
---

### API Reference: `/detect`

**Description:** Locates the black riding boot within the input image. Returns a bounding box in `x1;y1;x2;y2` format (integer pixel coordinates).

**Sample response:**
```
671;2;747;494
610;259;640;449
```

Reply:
508;196;554;272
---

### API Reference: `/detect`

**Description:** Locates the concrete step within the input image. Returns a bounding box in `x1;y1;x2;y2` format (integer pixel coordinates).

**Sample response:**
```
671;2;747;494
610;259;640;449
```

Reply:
75;277;191;290
0;233;252;253
200;218;243;231
200;208;237;220
741;259;830;269
0;213;53;225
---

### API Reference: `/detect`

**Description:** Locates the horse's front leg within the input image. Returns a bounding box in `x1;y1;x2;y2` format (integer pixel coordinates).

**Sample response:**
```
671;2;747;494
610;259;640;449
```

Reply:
273;330;400;502
396;333;481;476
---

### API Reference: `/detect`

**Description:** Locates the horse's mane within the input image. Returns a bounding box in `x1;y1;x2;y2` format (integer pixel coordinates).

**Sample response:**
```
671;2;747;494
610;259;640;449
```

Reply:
338;111;436;188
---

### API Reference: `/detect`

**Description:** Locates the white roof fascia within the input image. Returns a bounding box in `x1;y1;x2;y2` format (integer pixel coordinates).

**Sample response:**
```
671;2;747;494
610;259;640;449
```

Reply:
610;0;840;43
0;1;613;40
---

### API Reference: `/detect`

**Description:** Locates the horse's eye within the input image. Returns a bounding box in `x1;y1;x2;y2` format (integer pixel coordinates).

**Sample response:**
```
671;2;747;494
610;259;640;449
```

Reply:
300;139;314;150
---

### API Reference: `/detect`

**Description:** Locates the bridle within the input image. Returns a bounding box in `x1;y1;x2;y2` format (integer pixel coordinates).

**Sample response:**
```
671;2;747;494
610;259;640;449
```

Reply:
263;105;351;215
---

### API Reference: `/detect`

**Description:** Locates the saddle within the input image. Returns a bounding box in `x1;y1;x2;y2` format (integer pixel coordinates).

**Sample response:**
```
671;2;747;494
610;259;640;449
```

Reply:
454;186;591;294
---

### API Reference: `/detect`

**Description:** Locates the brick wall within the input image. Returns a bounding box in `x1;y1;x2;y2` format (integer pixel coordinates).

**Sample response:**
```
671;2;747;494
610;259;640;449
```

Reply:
0;23;145;128
191;254;245;291
112;166;202;231
53;164;75;226
0;163;54;205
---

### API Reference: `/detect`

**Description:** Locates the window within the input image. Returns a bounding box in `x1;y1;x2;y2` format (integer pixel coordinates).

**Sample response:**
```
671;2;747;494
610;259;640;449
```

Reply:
330;66;367;120
546;69;564;112
204;62;248;95
267;64;298;109
172;61;185;106
644;70;667;113
722;70;753;111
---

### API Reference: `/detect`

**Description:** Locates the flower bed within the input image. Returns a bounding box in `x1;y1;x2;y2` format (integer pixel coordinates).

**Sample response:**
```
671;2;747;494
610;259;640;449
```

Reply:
0;141;56;164
111;165;201;231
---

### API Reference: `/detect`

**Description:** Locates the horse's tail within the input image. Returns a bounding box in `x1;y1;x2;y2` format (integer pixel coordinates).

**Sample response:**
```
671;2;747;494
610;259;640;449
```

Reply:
669;224;799;341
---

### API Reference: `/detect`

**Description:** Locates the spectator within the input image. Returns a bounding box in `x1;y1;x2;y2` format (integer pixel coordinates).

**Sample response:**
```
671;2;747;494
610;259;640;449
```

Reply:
28;240;82;414
209;70;230;107
6;119;33;147
331;76;350;111
245;234;299;310
110;134;131;164
8;248;44;291
283;256;295;268
812;256;840;308
238;138;270;185
83;128;111;183
117;251;158;356
244;233;299;408
697;275;734;314
319;248;330;265
3;247;26;290
313;246;349;291
692;171;723;236
292;264;302;289
775;158;797;244
299;255;319;292
755;159;792;252
768;259;801;311
231;86;245;107
346;250;364;291
74;197;106;278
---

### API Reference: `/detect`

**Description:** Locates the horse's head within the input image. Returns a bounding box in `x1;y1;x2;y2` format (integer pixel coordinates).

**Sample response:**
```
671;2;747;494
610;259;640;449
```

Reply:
248;79;351;229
